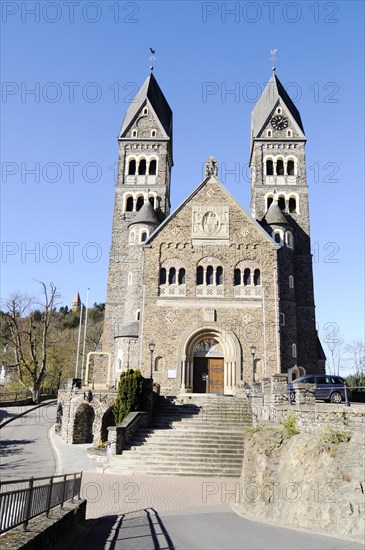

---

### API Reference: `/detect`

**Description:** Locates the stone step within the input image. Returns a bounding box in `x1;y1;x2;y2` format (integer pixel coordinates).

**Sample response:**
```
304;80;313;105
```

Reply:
123;448;244;457
106;463;242;476
136;429;246;437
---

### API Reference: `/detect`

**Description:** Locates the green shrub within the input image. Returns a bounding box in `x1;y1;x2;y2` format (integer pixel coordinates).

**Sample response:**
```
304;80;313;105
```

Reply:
320;426;351;446
113;369;145;425
282;413;300;436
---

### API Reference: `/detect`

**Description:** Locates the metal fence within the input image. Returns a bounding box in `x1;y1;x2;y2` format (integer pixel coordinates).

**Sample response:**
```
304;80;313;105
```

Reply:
0;472;82;533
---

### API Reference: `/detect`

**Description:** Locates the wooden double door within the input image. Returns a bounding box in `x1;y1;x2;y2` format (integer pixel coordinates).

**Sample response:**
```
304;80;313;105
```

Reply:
193;357;224;393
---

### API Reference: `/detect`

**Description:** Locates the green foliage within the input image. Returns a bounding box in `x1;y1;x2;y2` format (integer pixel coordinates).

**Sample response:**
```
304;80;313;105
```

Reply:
320;426;351;446
282;413;300;436
113;369;145;425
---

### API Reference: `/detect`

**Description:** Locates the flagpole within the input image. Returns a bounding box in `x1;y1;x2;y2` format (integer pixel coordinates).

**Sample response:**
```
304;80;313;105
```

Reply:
81;288;90;384
75;304;83;378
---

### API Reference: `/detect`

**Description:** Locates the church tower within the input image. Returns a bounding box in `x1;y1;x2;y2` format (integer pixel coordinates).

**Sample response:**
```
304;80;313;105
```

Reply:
250;72;324;374
100;73;173;384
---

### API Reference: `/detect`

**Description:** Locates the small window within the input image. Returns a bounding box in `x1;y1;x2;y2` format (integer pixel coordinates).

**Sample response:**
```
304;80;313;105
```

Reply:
234;268;241;286
169;267;176;285
280;313;285;326
136;310;141;321
266;159;274;176
276;159;284;176
267;130;272;137
289;275;294;288
129;231;135;244
160;268;167;285
148;196;155;208
126;196;134;212
287;129;292;137
278;196;285;211
267;196;273;210
128;159;136;175
132;129;137;138
138;159;147;175
253;269;261;286
151;129;157;137
136;196;144;211
128;273;133;285
196;266;204;285
292;343;297;358
277;107;282;114
289;197;296;213
140;231;147;243
287;160;295;176
149;159;157;175
178;268;186;285
206;266;214;286
243;268;251;286
286;231;294;249
216;266;223;285
274;232;281;244
143;107;148;115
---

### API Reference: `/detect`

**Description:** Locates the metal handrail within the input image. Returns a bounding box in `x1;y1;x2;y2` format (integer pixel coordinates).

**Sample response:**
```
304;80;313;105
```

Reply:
0;472;82;533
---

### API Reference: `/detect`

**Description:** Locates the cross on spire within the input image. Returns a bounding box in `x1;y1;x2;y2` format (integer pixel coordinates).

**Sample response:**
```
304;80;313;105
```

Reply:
149;48;156;73
270;49;278;73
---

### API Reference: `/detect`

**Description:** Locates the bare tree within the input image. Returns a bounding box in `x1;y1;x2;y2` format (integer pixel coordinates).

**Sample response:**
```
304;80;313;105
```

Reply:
322;323;344;375
1;282;60;403
345;340;365;387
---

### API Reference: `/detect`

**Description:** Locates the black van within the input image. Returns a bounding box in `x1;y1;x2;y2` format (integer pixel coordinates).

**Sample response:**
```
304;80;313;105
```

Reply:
289;374;352;403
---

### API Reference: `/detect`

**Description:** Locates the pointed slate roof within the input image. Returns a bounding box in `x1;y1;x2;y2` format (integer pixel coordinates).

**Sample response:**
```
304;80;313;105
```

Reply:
251;74;305;146
128;202;160;227
72;291;81;306
120;73;172;137
264;200;290;226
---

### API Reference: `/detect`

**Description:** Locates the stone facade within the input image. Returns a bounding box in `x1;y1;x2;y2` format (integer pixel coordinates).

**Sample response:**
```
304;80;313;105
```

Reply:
96;69;325;394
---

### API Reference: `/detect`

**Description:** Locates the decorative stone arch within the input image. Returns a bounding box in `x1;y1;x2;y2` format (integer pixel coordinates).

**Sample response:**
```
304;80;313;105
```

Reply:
288;192;299;214
176;322;241;395
72;403;95;444
288;365;306;382
100;406;115;443
264;192;274;211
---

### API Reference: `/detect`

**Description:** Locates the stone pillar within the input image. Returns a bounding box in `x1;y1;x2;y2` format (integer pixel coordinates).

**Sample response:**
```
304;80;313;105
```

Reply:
181;361;186;390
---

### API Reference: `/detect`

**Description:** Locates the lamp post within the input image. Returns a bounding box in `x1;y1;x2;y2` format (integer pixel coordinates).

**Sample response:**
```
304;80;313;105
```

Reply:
149;342;155;380
250;344;256;385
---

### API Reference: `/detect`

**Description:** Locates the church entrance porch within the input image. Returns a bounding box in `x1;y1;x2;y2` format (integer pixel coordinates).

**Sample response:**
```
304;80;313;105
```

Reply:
193;357;224;393
177;323;242;395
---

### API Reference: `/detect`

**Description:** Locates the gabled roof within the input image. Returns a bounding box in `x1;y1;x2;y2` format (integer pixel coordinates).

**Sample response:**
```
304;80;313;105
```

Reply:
128;202;160;227
120;73;172;137
263;200;290;226
144;174;280;248
251;73;305;148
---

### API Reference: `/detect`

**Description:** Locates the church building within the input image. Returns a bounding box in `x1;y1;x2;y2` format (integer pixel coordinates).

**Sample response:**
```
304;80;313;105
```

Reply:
97;69;325;395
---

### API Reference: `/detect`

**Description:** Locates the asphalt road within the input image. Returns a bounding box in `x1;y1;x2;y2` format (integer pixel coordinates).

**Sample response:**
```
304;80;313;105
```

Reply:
77;505;364;550
0;402;57;480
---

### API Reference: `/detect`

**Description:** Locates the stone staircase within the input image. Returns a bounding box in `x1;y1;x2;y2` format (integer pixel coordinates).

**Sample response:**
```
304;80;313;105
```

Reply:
105;394;252;477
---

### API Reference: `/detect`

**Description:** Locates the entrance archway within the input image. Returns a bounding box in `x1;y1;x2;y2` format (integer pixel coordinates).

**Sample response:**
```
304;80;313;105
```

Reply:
177;323;241;395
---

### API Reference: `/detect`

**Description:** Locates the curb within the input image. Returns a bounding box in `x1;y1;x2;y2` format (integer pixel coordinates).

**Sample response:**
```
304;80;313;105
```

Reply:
0;400;57;429
49;424;63;475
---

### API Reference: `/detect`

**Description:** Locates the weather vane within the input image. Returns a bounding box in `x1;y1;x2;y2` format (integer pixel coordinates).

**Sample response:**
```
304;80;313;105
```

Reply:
270;49;277;73
149;48;156;73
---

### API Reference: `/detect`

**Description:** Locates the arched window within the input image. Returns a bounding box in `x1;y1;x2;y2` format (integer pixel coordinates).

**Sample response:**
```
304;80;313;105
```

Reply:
206;266;214;285
140;231;147;243
128;159;136;175
292;343;297;358
149;159;157;175
267;196;273;210
129;231;135;244
132;129;137;138
253;269;261;286
136;196;144;211
138;159;146;175
136;310;141;321
234;268;241;286
274;232;281;244
143;107;148;115
128;273;133;285
276;159;284;176
287;160;295;176
126;196;134;212
151;129;157;137
289;197;297;213
286;231;294;249
289;275;294;288
278;196;285;211
169;267;176;285
243;268;251;286
149;196;155;208
287;129;292;137
216;266;223;285
196;266;204;285
178;268;186;285
277;107;282;114
160;268;167;285
280;313;285;326
266;159;274;176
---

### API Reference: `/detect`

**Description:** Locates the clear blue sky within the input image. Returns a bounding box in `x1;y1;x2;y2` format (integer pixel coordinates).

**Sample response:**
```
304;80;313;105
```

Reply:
1;1;364;350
